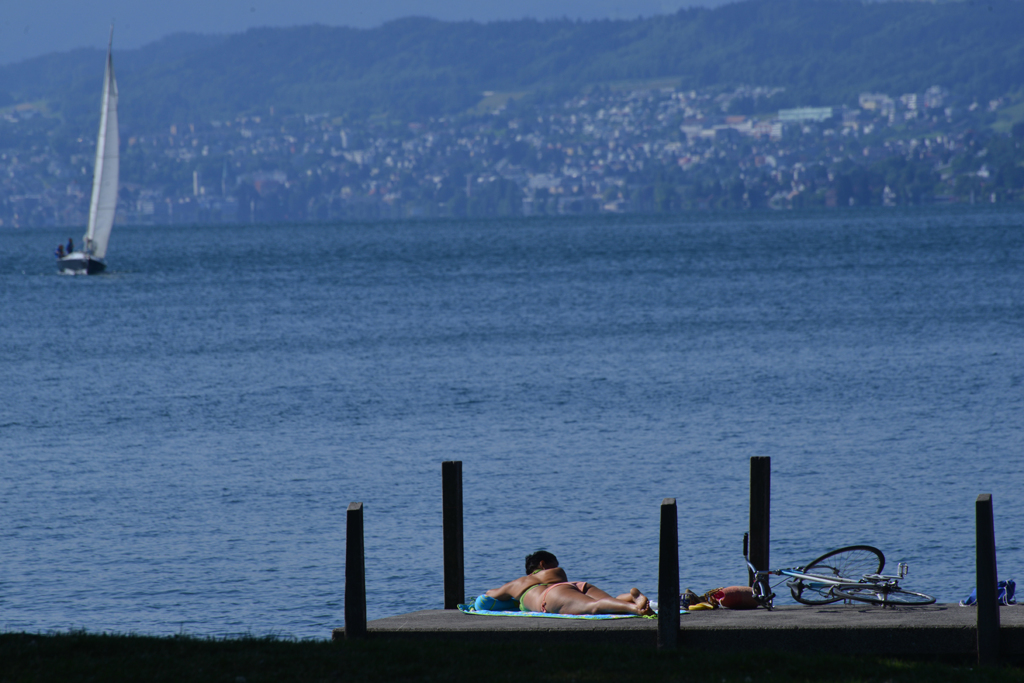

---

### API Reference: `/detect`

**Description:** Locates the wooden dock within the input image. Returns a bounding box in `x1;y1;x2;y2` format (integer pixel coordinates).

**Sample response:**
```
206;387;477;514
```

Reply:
339;462;1016;664
332;604;1024;660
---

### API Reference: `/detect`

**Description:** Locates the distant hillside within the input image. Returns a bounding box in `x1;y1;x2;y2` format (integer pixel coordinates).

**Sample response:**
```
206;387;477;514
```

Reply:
2;0;1023;133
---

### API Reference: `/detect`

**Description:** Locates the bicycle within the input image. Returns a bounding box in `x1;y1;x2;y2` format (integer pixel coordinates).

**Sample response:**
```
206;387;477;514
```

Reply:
742;533;936;608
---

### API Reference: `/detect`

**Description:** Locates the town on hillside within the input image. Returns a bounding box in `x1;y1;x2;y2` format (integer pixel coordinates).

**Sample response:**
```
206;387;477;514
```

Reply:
1;83;1022;227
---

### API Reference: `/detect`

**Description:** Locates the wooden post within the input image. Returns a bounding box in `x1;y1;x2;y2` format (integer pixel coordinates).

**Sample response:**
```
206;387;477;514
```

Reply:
658;497;679;651
976;493;1000;666
344;502;367;640
748;457;770;586
442;460;465;609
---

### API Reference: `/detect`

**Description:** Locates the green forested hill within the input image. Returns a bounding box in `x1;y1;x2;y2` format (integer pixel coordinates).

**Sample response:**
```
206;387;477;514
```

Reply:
2;0;1023;134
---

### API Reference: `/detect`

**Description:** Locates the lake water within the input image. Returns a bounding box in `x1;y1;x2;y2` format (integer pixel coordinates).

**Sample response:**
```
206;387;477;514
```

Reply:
2;207;1022;638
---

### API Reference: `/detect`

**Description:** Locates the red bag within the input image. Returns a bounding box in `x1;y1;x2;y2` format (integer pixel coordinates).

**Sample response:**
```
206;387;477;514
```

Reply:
712;586;760;610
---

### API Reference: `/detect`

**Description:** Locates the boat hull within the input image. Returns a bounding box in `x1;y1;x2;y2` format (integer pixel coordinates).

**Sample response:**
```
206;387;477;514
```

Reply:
58;253;106;275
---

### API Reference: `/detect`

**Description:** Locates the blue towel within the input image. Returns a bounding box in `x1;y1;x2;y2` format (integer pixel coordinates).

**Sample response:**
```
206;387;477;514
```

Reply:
458;604;685;619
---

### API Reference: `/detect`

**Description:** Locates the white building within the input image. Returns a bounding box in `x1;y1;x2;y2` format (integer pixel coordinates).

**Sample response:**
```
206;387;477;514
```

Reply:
778;107;835;123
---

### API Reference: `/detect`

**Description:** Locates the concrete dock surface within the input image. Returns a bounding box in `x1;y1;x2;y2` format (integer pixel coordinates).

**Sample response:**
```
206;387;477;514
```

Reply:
333;604;1024;659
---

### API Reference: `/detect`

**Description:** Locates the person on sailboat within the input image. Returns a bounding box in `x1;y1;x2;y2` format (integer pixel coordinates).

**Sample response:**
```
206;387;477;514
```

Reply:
56;244;65;258
67;237;74;254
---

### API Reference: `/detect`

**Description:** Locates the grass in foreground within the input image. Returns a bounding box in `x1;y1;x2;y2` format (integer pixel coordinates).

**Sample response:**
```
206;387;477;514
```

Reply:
2;632;1023;683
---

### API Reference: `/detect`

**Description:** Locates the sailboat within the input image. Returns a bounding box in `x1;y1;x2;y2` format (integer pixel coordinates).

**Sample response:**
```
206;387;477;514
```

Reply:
59;31;118;275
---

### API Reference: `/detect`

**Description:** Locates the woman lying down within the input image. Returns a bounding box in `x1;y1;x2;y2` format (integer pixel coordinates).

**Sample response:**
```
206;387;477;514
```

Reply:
479;550;656;616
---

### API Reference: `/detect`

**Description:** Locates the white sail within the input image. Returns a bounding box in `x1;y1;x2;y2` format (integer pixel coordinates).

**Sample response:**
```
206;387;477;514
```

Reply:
84;38;118;259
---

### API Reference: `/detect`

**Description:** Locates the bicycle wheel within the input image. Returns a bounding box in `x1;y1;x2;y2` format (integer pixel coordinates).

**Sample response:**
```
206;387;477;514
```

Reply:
753;576;775;608
788;545;885;606
804;546;884;581
833;585;936;606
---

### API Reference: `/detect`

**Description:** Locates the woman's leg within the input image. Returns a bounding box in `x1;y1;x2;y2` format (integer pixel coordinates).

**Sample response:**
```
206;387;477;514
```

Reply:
544;584;653;615
582;584;636;603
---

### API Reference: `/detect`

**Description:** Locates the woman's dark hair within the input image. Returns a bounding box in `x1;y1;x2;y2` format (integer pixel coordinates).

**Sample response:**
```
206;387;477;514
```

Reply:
525;550;558;574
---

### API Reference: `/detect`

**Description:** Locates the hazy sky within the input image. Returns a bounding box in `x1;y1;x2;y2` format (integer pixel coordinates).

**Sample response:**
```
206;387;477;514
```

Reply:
0;0;717;65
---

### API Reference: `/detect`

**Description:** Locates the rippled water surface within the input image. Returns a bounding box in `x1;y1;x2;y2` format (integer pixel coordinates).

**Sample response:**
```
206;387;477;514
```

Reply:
2;208;1023;637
